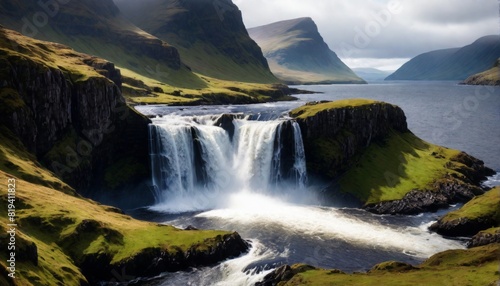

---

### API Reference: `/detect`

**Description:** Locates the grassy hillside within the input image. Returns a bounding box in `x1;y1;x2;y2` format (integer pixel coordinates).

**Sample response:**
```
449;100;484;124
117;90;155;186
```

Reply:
248;17;365;85
462;58;500;86
386;35;500;80
115;0;279;84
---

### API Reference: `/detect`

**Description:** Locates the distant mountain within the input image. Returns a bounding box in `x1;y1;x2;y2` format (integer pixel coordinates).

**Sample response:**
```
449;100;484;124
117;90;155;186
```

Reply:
352;68;392;82
0;0;204;88
114;0;278;84
386;35;500;81
462;58;500;86
248;17;365;85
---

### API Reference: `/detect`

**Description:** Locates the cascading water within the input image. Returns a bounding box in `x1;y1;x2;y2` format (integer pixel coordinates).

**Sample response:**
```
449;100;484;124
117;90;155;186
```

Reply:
148;114;308;212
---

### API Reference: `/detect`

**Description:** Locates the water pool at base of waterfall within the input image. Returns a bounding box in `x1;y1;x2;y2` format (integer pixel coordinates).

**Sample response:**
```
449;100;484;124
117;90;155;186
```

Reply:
127;82;499;286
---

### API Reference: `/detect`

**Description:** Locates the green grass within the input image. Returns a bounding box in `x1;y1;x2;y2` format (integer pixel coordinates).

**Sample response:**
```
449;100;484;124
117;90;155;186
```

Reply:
279;244;500;286
290;99;380;119
338;130;461;204
0;166;232;285
439;187;500;223
291;100;471;205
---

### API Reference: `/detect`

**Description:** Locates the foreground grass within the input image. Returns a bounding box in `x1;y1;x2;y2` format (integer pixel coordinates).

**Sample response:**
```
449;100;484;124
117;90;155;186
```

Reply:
280;244;500;286
0;169;230;285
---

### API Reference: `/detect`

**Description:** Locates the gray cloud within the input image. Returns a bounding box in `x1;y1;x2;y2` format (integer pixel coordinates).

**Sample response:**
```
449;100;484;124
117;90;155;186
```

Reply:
234;0;499;69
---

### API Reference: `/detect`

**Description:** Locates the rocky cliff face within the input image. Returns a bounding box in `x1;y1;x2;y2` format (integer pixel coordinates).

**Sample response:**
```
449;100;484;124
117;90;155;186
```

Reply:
290;100;494;214
0;27;150;195
291;100;408;178
115;0;278;83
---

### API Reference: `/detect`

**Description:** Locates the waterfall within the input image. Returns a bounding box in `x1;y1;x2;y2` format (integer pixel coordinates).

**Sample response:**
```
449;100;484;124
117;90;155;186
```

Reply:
148;114;308;212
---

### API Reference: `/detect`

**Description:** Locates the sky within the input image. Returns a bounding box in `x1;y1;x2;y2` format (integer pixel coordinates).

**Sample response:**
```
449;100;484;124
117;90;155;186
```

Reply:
234;0;500;71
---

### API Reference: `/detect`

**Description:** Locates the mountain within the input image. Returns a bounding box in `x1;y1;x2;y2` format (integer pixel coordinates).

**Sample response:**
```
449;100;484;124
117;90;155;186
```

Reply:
114;0;278;83
248;17;365;85
352;68;392;82
386;35;500;81
462;58;500;86
0;0;298;105
0;0;205;88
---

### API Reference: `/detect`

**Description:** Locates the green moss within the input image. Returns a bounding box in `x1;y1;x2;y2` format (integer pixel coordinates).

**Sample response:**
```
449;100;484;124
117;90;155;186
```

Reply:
338;130;461;204
290;99;380;119
439;187;500;223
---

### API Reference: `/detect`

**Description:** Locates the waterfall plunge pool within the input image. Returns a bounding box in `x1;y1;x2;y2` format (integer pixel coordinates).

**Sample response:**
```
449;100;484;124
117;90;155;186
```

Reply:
124;100;472;286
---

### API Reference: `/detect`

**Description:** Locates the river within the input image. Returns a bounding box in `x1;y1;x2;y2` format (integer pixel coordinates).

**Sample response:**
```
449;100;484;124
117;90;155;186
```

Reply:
127;81;499;286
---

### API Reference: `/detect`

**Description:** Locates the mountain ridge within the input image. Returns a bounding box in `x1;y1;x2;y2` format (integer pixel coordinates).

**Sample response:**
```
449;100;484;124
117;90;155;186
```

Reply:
386;35;500;81
114;0;278;83
248;17;366;85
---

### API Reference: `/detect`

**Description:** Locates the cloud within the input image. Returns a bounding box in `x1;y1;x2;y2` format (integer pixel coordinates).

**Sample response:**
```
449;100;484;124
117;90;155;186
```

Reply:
234;0;499;69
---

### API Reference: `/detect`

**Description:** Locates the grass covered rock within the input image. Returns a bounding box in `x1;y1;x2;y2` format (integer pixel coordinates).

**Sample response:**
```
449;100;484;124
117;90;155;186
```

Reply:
291;99;494;214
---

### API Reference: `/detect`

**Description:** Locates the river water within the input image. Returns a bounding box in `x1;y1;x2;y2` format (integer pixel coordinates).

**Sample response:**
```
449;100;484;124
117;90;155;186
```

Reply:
128;81;499;286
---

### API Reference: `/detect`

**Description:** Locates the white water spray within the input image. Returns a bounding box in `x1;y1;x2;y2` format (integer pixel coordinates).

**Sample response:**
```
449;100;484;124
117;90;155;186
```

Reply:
149;114;308;212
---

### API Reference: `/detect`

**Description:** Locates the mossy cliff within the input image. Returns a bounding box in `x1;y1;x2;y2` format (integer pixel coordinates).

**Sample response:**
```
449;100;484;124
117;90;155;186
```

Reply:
257;243;500;286
0;27;249;285
290;99;494;214
0;26;151;197
430;186;500;246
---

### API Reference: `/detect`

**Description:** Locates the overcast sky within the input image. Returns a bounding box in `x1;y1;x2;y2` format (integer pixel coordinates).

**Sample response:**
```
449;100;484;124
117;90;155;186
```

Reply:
234;0;499;71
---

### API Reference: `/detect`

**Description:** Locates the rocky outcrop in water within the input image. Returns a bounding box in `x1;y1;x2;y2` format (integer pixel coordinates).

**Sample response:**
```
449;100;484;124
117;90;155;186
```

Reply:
292;100;408;178
467;229;500;248
429;187;500;239
290;100;494;215
365;172;488;215
80;232;249;283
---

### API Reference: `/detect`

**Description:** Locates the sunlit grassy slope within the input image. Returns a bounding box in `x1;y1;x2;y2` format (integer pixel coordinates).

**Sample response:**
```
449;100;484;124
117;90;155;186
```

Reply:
278;243;500;285
463;58;500;86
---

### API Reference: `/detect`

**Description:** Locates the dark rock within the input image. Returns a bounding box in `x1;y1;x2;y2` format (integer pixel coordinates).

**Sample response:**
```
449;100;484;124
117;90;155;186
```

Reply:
184;225;198;230
256;264;318;286
0;46;151;194
467;229;500;248
429;217;496;237
256;265;294;286
294;102;408;180
365;177;484;215
214;114;237;140
83;232;249;284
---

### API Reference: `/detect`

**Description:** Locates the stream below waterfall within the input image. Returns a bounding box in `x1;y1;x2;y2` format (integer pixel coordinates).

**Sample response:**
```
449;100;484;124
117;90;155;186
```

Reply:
124;81;499;286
